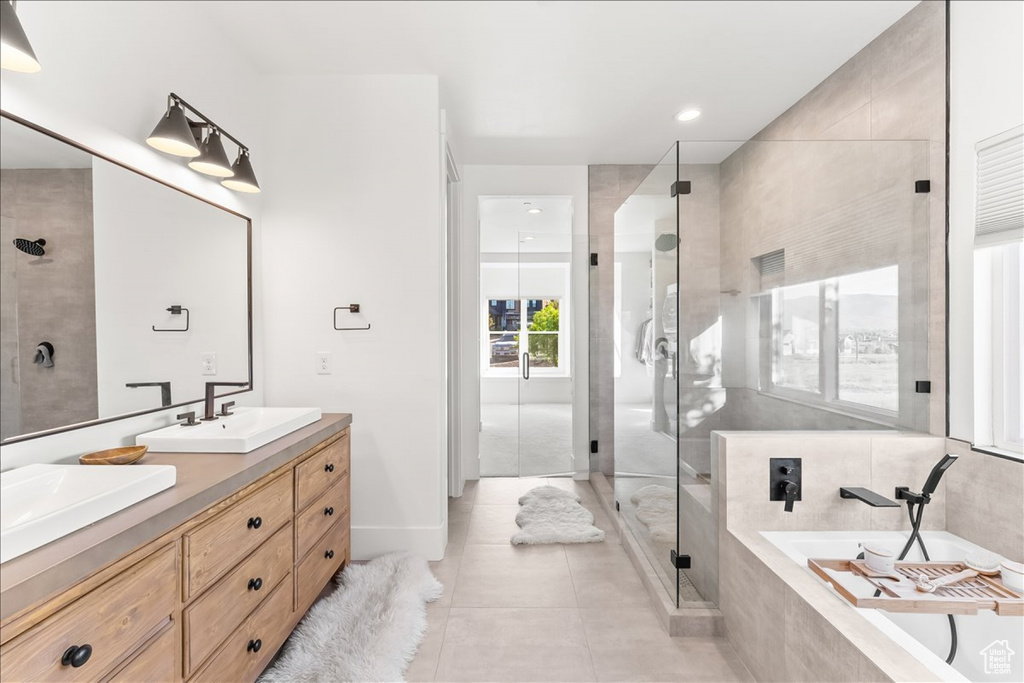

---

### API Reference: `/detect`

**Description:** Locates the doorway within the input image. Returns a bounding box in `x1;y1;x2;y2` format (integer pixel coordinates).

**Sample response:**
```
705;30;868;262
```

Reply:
479;196;575;477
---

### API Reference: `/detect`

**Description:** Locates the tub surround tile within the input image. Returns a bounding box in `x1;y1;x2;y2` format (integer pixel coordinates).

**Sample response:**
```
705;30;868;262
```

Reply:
944;439;1024;562
867;435;945;531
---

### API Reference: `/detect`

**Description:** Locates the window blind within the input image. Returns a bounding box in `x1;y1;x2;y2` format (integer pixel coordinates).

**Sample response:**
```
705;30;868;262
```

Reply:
976;126;1024;247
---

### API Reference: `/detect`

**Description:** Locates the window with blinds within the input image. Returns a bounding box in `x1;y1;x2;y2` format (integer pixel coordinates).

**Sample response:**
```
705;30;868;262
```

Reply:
975;126;1024;247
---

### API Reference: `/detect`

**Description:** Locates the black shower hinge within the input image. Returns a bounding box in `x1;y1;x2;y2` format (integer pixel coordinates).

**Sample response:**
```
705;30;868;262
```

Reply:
590;253;599;267
670;180;692;197
915;180;931;193
590;439;598;454
615;500;620;511
915;380;932;394
671;550;691;570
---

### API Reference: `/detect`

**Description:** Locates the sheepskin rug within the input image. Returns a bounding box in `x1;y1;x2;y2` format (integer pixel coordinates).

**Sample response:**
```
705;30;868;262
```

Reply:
259;552;442;683
511;485;605;545
630;484;676;543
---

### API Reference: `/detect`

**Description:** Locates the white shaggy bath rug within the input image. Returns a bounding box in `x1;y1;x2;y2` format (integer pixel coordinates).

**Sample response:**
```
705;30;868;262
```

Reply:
259;552;442;683
630;484;676;543
511;485;605;545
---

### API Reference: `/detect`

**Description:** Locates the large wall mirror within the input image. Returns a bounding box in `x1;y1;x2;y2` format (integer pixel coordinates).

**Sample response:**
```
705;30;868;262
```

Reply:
0;112;252;445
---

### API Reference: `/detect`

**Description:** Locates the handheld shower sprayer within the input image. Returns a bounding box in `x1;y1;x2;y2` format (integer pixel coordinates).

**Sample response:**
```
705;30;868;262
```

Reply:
896;453;958;505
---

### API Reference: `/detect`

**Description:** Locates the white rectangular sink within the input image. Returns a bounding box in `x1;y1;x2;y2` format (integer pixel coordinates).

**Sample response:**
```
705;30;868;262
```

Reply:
0;464;177;564
136;407;322;453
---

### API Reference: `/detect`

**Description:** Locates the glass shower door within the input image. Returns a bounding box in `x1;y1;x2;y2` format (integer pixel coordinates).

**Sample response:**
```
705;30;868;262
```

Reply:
613;144;683;603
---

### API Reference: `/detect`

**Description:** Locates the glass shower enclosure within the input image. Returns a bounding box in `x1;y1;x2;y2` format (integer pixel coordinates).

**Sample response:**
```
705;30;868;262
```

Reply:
609;139;931;608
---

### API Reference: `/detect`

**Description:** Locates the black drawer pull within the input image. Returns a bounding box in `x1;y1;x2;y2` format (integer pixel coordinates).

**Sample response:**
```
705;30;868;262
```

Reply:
247;577;263;591
247;638;262;653
325;549;335;560
61;644;92;668
324;506;334;516
247;516;263;530
325;463;335;473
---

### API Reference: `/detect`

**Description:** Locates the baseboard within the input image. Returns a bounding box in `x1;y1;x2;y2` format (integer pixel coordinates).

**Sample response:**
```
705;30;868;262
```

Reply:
351;524;446;562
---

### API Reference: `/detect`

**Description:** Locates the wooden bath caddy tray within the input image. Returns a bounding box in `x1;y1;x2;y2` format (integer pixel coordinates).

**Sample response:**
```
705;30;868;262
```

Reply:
808;558;1023;616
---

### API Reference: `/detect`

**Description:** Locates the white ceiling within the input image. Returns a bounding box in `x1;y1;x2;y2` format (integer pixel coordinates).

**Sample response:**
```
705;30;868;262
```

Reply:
479;195;573;253
206;0;919;165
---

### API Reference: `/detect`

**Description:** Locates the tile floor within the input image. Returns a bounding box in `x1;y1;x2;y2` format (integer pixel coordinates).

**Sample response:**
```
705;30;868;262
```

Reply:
407;477;752;682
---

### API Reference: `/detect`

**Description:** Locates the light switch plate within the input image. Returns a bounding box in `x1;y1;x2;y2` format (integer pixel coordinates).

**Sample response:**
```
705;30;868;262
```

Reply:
200;352;217;375
316;351;332;375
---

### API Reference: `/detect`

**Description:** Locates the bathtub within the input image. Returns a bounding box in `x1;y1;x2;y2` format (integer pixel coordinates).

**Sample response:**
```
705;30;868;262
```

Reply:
762;530;1024;683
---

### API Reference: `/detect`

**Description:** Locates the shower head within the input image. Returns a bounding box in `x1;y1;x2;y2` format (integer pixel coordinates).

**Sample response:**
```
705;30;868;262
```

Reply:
13;238;46;257
921;453;958;498
655;233;679;252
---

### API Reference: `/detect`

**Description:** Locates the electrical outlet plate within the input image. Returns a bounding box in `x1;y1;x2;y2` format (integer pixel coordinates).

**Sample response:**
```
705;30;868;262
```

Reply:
200;352;217;376
316;351;332;375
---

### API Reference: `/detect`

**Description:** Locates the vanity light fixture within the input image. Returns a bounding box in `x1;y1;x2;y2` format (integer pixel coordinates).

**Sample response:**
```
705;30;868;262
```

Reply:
146;93;260;193
188;129;234;178
146;99;201;158
1;0;42;73
675;108;702;122
221;149;261;193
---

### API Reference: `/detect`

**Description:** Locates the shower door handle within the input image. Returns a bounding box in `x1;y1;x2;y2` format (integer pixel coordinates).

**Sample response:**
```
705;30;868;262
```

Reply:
522;353;530;380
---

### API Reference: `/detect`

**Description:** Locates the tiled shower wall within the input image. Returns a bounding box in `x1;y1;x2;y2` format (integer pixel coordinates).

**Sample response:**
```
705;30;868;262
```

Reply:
0;169;98;439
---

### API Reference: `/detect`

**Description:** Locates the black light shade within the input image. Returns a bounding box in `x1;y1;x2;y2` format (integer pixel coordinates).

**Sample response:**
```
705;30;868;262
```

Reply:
221;150;261;193
146;101;201;158
188;129;235;178
1;0;41;73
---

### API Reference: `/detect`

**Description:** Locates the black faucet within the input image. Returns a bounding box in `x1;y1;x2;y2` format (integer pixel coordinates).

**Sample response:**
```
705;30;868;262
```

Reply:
202;382;249;421
769;458;802;512
839;487;900;507
126;381;172;407
780;480;799;513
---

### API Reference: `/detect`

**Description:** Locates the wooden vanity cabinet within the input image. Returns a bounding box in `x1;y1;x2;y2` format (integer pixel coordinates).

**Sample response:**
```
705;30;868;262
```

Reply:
0;427;352;683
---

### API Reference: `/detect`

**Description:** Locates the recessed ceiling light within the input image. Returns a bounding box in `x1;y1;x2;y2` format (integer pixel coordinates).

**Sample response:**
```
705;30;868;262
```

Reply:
527;208;543;214
523;236;535;241
675;108;702;122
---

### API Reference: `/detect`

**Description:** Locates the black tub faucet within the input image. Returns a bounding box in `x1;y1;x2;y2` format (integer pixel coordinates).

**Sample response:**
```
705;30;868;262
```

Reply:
202;381;249;421
839;487;900;507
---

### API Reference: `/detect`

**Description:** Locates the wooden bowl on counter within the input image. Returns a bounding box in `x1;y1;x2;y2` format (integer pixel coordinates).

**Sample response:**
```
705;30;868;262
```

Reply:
79;445;148;465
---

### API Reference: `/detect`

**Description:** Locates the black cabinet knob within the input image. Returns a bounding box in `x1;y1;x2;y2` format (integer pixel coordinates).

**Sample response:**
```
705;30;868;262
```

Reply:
324;506;334;516
325;549;335;560
325;463;335;473
247;577;263;591
247;516;263;529
247;638;262;653
61;644;93;668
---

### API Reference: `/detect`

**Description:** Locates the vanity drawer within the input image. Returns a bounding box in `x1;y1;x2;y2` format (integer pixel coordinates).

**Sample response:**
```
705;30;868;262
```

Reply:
106;622;177;683
0;544;177;682
296;518;348;612
184;522;293;675
295;431;349;510
186;473;292;597
295;475;349;560
189;576;293;683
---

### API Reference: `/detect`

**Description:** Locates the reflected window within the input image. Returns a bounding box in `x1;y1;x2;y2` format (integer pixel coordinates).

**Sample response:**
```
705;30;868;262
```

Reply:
771;282;820;393
837;266;899;411
762;266;900;419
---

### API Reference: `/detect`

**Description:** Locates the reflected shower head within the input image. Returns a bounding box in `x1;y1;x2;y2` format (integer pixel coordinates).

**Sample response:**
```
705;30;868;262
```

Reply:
13;238;45;256
655;233;679;252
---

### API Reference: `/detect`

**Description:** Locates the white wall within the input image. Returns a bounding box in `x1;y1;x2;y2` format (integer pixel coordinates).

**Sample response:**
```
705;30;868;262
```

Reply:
259;75;446;561
92;160;249;416
0;0;265;469
460;166;589;480
948;0;1024;440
